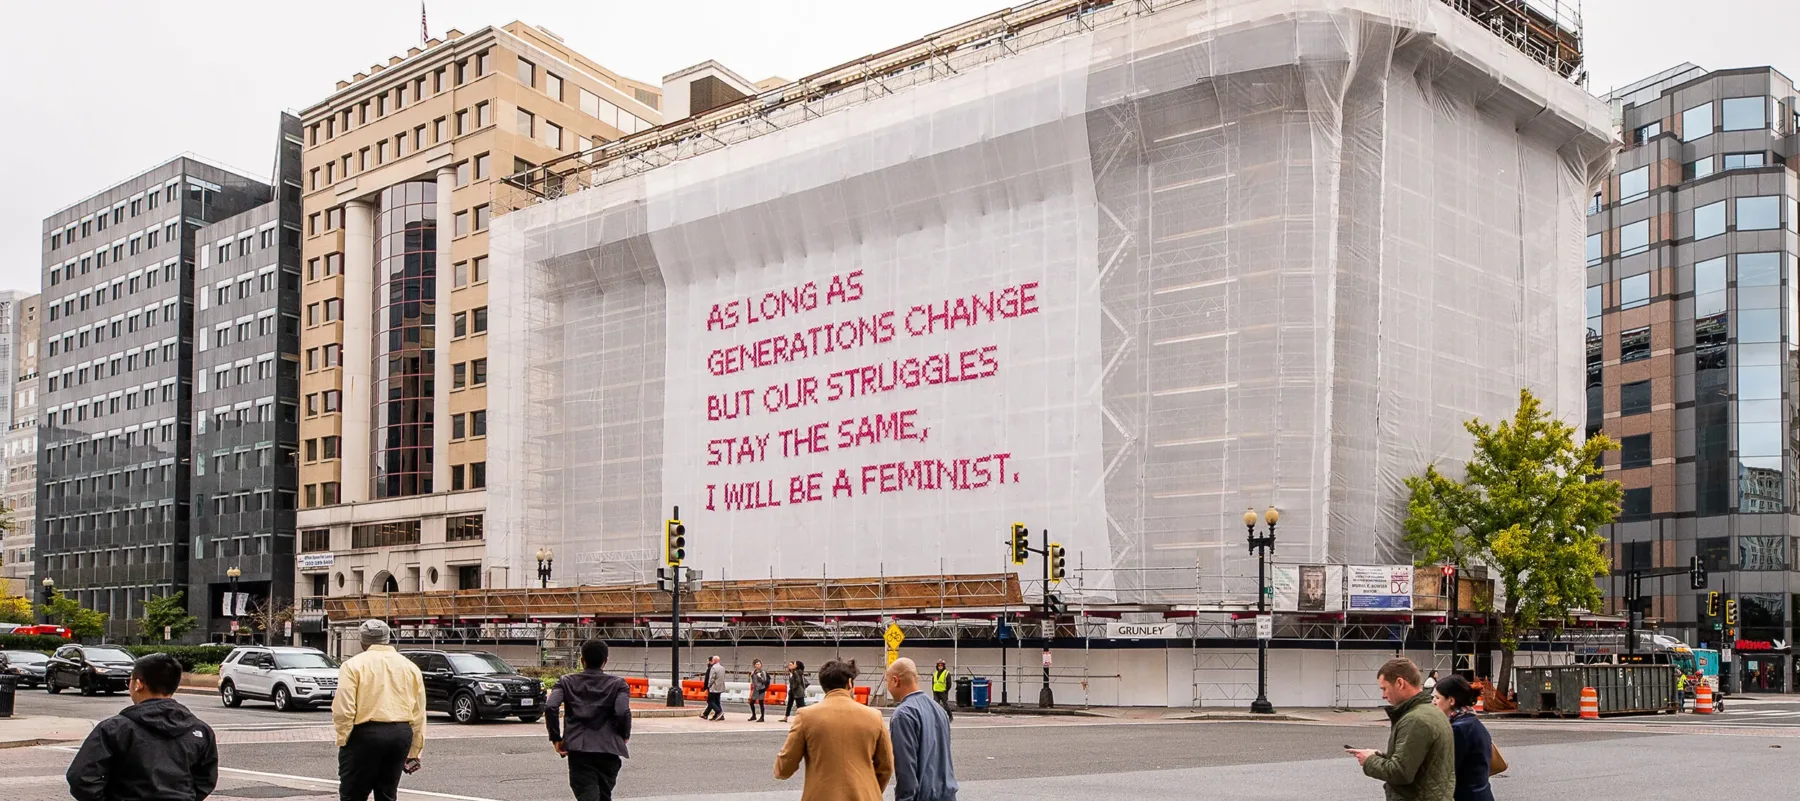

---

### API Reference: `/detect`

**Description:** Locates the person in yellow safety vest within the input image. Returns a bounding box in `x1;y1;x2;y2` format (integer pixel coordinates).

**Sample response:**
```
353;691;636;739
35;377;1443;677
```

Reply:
931;661;953;721
1676;671;1688;711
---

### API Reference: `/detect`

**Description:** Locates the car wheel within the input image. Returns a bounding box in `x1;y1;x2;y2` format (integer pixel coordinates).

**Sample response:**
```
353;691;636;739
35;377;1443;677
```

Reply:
46;675;61;694
80;676;96;697
273;686;292;712
452;693;480;724
220;681;242;708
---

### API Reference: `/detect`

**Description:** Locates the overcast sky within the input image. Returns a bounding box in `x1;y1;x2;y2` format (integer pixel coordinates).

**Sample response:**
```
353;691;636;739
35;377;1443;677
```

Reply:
0;1;1788;293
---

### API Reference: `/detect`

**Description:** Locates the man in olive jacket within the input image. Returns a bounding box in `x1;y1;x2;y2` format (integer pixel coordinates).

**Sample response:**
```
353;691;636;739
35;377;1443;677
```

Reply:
1348;657;1453;801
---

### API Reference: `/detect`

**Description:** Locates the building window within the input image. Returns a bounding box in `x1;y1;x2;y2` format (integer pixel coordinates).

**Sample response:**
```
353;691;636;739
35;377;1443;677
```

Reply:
1587;192;1601;216
470;410;486;437
452;464;465;490
446;515;484;542
1682;103;1712;141
452;413;467;439
457;564;482;589
1619;273;1649;309
474;153;490;179
1619;220;1649;255
455;161;471;187
1620;487;1652;519
453;362;467;389
1619;166;1649;203
544;121;562;150
1694;201;1726;240
545;72;563;101
1620;380;1651;416
1723;152;1765;170
300;529;330;553
472;306;487;333
1737;196;1781;230
1738;252;1780;286
454;211;469;237
517;58;534;87
474;205;490;231
516;108;533;138
1620;434;1651;469
1721;97;1767;131
477;102;491;127
350;521;422;549
1586;233;1602;265
1739;535;1787;568
470;461;486;488
472;256;488;283
1619;326;1650;362
472;358;487;386
453;312;467;338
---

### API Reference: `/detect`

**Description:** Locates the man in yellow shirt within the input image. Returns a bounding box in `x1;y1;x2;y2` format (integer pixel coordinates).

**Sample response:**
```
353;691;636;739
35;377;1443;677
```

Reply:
332;620;427;801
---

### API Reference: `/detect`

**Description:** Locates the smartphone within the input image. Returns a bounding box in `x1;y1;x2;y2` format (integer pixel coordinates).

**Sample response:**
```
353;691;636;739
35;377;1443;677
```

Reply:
403;758;421;775
1343;744;1356;750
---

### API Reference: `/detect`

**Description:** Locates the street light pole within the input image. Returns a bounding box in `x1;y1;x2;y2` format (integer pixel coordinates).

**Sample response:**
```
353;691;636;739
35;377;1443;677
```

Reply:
40;577;54;625
536;548;554;589
1244;507;1278;715
227;566;242;642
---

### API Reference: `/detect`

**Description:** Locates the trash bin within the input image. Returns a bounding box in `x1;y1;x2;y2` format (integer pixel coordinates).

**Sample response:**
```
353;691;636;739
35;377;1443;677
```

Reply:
0;673;16;718
955;676;973;709
971;677;990;710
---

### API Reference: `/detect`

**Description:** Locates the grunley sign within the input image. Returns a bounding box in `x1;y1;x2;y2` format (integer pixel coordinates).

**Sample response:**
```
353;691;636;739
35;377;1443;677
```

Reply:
1106;622;1182;639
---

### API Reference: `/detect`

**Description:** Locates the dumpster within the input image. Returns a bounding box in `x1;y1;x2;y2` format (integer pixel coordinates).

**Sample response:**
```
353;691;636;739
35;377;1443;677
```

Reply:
971;677;991;710
1515;664;1677;717
0;673;15;718
955;676;973;709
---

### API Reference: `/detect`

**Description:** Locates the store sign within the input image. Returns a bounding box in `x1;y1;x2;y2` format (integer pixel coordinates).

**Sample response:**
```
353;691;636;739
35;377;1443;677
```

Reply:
1106;622;1180;639
1733;639;1790;652
1347;565;1414;610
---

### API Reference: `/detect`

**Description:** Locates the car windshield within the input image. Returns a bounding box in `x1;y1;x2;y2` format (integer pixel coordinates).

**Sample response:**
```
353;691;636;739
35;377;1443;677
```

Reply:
275;652;337;670
445;653;516;675
3;651;48;664
84;648;134;662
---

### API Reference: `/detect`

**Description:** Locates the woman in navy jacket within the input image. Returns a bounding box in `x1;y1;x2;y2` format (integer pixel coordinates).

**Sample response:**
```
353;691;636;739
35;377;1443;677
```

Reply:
1431;674;1495;801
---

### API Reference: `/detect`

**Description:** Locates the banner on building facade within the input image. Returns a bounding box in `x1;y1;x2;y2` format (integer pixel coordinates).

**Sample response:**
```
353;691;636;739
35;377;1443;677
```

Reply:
1270;564;1344;612
1347;565;1414;610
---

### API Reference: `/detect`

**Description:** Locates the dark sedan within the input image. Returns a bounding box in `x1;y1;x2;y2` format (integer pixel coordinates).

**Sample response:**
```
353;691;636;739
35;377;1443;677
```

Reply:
46;645;136;696
1;650;50;687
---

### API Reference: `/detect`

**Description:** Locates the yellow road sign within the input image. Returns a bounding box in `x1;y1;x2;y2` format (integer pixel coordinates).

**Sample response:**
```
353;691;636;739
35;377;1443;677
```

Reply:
884;622;905;649
886;646;900;666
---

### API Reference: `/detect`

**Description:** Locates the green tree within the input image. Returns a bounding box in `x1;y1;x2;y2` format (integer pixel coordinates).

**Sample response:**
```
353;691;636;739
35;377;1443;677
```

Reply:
40;594;109;639
1402;388;1620;697
0;592;33;625
139;591;198;642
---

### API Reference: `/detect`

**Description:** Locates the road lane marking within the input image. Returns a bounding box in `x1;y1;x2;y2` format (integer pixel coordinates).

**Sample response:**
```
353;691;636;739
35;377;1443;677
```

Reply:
43;747;506;801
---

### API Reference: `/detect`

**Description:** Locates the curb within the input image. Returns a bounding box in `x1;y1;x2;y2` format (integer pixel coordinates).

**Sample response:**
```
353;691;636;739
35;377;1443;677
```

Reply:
1174;712;1321;722
0;737;77;749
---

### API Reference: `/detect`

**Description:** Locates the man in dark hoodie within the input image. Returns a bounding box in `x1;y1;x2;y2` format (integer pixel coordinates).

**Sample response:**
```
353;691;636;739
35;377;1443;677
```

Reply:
67;652;218;801
546;640;632;801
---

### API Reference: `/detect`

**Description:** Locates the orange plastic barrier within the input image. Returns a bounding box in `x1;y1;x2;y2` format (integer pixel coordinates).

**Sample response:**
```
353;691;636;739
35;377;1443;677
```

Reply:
766;684;788;704
625;677;649;698
854;686;871;705
682;679;706;701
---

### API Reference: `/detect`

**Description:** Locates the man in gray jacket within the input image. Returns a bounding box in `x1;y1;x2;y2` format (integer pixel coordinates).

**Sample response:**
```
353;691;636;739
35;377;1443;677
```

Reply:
701;655;726;721
883;658;958;801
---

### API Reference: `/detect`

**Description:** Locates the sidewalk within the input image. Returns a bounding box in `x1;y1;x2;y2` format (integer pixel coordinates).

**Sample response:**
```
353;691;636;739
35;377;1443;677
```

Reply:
0;715;93;748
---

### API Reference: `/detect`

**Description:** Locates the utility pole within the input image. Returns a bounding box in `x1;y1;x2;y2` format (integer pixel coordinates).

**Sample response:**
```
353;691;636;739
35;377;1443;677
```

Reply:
1244;507;1277;715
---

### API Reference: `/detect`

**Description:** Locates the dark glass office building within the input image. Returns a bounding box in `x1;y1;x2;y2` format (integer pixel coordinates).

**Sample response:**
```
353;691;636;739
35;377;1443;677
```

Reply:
38;157;270;638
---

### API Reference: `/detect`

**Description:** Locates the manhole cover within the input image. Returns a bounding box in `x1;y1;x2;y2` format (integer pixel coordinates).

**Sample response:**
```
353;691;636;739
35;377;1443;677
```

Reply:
215;784;322;798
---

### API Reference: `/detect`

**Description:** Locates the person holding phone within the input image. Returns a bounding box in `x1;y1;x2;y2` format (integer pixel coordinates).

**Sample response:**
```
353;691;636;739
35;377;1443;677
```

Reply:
1345;657;1453;801
333;620;428;801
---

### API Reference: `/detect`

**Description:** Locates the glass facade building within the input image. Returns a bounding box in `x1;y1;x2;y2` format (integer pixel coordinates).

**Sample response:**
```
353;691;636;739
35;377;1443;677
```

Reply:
371;182;438;499
1593;65;1800;691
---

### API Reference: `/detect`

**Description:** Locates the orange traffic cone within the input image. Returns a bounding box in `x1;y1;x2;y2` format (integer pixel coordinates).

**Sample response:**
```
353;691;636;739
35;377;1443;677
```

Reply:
1473;691;1485;714
1579;686;1599;719
1695;683;1714;715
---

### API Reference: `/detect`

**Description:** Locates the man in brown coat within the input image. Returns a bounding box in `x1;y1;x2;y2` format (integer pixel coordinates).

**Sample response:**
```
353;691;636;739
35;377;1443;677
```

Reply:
774;659;893;801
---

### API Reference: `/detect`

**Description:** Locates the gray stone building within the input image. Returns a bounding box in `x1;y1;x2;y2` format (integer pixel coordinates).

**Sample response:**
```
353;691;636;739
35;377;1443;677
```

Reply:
1591;64;1800;691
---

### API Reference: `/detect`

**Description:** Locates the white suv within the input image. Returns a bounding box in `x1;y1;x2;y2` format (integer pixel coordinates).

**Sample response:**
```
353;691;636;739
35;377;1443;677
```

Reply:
219;646;340;712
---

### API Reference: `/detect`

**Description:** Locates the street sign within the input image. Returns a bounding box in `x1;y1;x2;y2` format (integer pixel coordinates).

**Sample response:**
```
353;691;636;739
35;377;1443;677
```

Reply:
229;620;239;633
284;621;293;639
1041;650;1052;667
1255;615;1272;640
886;647;900;666
884;623;905;649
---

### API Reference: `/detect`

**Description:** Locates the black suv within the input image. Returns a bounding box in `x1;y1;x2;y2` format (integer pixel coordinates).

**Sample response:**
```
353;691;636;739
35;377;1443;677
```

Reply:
45;645;136;696
399;649;545;724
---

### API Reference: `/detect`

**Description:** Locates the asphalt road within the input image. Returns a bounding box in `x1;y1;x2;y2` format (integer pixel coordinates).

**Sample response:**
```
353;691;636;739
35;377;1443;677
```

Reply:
10;690;1800;800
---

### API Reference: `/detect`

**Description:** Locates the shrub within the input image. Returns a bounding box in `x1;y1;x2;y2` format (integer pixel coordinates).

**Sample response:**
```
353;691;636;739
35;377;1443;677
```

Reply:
0;634;70;651
189;663;221;675
124;645;236;671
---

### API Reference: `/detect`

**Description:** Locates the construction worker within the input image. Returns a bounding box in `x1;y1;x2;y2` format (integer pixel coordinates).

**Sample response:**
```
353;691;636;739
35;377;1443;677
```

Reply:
1676;671;1688;711
931;661;953;721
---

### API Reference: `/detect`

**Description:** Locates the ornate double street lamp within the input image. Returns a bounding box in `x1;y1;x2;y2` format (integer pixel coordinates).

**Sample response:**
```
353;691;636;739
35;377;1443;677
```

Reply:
1244;506;1279;714
536;548;555;588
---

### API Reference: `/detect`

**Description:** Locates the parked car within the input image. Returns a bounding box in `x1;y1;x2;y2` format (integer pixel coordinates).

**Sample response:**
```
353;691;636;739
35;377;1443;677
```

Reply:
218;646;340;711
11;624;72;638
1;650;51;687
45;645;136;696
399;649;545;724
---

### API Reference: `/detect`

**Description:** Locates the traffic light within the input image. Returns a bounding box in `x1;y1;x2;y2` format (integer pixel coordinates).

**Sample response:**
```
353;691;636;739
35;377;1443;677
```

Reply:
1707;590;1720;619
664;519;686;566
1725;599;1739;626
1009;523;1029;565
1689;556;1708;590
1048;542;1067;583
656;567;674;593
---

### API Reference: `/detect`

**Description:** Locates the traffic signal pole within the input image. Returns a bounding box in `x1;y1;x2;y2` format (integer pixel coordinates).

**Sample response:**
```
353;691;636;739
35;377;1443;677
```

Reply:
666;506;684;708
1039;528;1053;709
1623;558;1707;656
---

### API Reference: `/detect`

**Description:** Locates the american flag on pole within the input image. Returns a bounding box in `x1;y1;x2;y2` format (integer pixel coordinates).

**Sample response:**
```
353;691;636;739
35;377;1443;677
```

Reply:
420;1;429;45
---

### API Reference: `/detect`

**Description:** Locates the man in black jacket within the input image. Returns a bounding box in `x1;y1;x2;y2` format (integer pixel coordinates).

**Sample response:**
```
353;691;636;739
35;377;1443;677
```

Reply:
547;640;632;801
67;652;219;801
